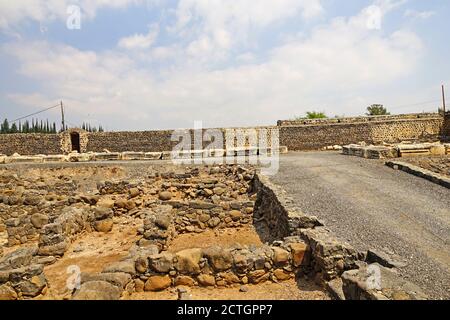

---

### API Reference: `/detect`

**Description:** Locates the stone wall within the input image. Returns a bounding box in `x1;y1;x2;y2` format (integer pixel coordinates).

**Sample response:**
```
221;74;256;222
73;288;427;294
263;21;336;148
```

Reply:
251;174;323;243
85;127;276;153
251;173;359;281
0;170;86;247
444;112;450;138
73;237;310;298
0;247;48;299
86;130;175;153
0;134;61;156
139;200;255;251
0;113;446;156
277;112;441;126
38;205;95;257
280;117;444;151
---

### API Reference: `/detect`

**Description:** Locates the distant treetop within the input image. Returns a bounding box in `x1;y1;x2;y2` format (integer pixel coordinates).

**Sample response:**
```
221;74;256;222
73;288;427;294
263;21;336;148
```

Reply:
292;111;328;121
306;111;327;119
366;104;390;116
0;118;104;134
1;118;57;134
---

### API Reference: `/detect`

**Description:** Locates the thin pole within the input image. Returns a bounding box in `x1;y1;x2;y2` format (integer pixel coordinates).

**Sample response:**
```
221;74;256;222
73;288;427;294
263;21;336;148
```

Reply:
442;85;446;113
60;101;65;132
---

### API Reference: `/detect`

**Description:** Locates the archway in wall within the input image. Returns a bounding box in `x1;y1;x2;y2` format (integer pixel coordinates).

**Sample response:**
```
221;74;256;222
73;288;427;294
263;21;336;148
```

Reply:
70;132;81;153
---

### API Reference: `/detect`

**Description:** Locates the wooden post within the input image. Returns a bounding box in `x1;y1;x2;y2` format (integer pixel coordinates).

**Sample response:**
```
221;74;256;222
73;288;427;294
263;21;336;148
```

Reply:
60;101;65;132
442;85;446;113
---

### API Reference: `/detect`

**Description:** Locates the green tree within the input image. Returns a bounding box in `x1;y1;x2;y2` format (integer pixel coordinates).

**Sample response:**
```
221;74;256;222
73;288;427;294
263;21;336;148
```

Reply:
23;120;30;133
292;111;327;121
1;119;10;133
306;111;327;119
10;123;18;133
366;104;390;116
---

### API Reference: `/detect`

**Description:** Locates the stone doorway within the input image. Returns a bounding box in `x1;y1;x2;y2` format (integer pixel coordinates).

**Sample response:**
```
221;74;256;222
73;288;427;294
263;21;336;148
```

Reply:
70;132;81;153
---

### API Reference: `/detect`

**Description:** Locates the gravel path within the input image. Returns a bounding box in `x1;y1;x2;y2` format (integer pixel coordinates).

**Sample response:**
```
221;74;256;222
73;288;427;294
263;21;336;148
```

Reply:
270;152;450;299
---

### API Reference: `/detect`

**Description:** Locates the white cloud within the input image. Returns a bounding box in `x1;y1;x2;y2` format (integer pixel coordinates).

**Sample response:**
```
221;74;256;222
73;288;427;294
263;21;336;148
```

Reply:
171;0;324;58
2;1;426;130
404;9;436;20
0;0;141;31
352;0;408;31
118;24;159;50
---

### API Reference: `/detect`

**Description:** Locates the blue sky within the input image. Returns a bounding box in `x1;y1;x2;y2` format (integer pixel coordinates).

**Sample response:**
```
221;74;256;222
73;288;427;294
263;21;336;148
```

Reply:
0;0;449;131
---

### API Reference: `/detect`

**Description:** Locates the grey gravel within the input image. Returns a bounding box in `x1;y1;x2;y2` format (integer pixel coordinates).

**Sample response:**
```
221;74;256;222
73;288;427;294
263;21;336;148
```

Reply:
269;152;450;299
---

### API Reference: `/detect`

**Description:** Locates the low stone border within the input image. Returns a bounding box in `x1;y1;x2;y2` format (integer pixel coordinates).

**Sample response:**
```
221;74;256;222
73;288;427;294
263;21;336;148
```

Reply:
72;238;310;299
386;161;450;189
343;142;449;160
342;144;399;159
0;147;289;165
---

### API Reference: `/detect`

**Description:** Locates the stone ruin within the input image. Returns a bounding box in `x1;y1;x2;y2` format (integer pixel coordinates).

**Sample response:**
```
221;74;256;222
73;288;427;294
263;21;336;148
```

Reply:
0;163;427;300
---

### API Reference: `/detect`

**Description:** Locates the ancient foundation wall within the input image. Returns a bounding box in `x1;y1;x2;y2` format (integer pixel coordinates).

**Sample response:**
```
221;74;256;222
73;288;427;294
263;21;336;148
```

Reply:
251;173;359;281
277;112;440;126
0;134;61;156
444;113;450;138
0;113;446;156
86;130;175;153
85;127;276;153
280;118;444;151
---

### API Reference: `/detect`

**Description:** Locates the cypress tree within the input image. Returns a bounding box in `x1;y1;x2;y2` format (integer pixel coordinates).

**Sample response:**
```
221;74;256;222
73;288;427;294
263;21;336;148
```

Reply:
2;119;10;134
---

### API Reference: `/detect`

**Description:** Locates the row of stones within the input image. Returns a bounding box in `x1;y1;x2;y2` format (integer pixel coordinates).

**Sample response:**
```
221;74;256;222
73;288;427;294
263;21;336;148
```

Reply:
0;247;50;300
279;118;443;151
137;200;255;251
343;142;449;159
2;195;103;247
0;146;288;164
0;203;119;300
0;199;133;300
0;172;82;246
37;205;96;257
72;238;309;299
277;113;441;126
386;161;450;189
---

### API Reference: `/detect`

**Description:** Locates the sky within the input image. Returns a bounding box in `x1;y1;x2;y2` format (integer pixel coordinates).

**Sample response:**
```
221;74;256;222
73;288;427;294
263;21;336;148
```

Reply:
0;0;449;131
